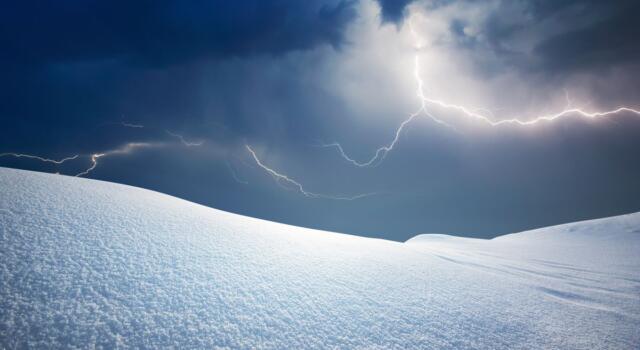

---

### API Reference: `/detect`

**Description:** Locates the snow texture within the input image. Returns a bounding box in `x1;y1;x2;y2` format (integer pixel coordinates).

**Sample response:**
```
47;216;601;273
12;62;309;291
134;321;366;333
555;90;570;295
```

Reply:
0;167;638;349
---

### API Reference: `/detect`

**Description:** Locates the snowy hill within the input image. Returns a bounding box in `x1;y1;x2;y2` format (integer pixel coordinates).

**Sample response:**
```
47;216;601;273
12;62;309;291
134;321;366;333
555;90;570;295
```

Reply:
0;167;638;349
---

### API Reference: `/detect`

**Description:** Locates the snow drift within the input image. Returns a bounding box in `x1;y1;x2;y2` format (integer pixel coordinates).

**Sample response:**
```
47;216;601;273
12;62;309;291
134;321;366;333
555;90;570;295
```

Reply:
0;167;638;349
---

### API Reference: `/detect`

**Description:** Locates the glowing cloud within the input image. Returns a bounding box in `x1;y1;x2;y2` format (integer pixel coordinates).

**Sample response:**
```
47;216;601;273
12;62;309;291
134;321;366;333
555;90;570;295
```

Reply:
325;14;640;167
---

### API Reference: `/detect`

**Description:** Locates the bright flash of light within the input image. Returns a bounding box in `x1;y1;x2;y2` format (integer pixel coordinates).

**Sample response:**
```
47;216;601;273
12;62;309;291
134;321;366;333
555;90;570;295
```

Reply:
0;153;79;165
325;15;640;167
246;145;376;200
75;142;158;177
165;130;205;147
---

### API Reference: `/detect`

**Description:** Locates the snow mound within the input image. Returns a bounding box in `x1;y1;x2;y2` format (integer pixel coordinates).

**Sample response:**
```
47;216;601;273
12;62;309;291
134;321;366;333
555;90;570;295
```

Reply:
1;167;638;349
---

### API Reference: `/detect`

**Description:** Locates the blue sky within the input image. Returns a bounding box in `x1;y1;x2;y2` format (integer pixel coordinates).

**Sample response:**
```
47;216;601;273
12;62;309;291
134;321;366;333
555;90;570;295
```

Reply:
1;0;639;240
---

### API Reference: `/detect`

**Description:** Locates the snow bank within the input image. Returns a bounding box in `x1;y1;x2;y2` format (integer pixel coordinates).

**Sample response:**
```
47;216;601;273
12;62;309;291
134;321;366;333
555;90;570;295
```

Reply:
0;167;638;349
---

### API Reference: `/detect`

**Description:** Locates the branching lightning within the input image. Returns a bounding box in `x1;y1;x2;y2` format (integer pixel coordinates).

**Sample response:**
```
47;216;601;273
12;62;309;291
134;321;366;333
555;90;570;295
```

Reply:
422;100;640;126
2;119;228;182
75;142;157;177
1;144;156;178
165;130;205;147
74;154;102;177
319;53;455;167
326;15;640;167
246;145;375;200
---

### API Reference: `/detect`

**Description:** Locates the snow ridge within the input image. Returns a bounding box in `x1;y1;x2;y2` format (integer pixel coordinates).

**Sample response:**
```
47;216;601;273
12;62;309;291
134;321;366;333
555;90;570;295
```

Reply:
0;167;638;349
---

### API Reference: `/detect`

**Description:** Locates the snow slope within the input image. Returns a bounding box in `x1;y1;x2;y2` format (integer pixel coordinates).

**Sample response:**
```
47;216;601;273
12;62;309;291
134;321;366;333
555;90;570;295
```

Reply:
0;167;638;349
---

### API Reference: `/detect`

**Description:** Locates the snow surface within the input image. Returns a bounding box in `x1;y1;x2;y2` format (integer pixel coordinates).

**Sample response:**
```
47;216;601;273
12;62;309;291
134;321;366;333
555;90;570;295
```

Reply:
0;167;638;349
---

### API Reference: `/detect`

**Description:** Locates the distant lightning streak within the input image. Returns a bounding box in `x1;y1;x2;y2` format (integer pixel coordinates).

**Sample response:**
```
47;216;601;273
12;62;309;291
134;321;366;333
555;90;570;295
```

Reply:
75;142;156;177
166;130;204;147
101;121;145;128
0;153;79;165
326;15;640;167
1;144;156;177
320;112;421;167
226;159;248;185
422;99;640;126
121;122;144;128
246;145;375;200
1;144;161;177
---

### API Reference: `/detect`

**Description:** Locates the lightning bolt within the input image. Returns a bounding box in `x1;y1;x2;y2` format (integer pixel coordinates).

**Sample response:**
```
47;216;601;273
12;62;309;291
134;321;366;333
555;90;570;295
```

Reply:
414;17;640;126
3;117;220;180
75;142;158;177
74;154;102;177
325;15;640;167
0;153;79;165
3;119;225;180
319;54;456;167
422;99;640;126
1;144;156;178
165;130;205;147
246;145;376;200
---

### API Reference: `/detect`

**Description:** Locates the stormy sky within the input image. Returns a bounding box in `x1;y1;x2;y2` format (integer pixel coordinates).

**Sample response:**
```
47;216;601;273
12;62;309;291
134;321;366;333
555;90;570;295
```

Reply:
1;0;639;241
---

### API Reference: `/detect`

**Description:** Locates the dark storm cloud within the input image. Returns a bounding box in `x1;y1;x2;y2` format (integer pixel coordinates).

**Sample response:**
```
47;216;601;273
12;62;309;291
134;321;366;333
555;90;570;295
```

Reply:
451;0;640;75
380;0;640;77
375;0;456;23
532;1;640;72
375;0;413;23
0;0;356;66
0;0;358;154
